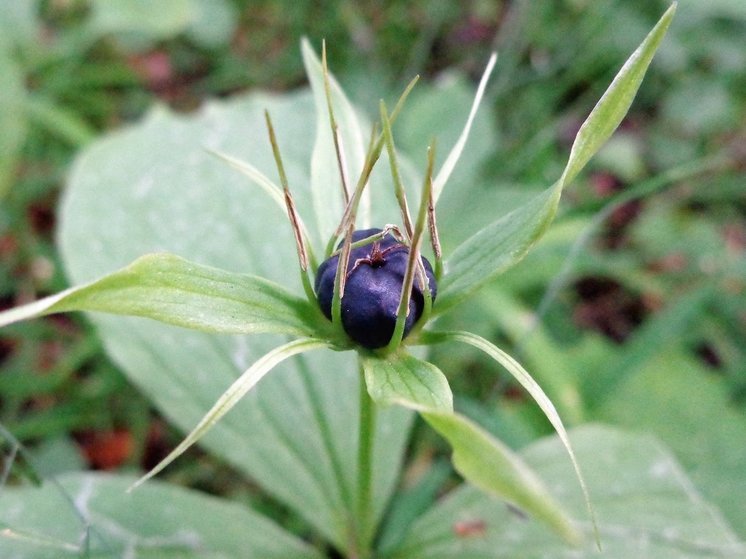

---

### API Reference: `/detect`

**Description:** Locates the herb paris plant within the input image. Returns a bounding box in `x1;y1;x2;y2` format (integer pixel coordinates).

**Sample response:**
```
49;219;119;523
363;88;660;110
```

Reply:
0;4;675;557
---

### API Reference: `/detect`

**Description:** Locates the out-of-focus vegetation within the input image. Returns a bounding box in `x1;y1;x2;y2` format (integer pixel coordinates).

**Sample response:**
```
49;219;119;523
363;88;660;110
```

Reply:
1;0;744;550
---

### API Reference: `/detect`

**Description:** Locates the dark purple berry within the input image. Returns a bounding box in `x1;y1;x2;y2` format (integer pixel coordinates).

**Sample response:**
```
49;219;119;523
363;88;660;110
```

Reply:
315;228;437;349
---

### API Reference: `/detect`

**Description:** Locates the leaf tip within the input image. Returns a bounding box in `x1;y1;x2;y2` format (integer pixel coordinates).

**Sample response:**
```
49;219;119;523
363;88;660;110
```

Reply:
660;2;677;28
125;477;146;494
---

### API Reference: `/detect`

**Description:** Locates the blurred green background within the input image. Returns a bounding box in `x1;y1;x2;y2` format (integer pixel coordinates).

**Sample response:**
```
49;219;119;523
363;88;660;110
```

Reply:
1;0;744;541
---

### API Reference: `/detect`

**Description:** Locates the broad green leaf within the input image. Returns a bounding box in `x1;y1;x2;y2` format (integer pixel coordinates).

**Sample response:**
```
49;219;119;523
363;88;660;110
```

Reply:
208;148;316;253
474;284;746;540
58;91;413;551
436;4;676;313
389;425;744;558
207;149;286;214
361;352;453;413
0;253;324;337
27;437;86;477
422;410;581;546
376;460;452;555
0;472;325;558
422;330;596;543
131;337;330;490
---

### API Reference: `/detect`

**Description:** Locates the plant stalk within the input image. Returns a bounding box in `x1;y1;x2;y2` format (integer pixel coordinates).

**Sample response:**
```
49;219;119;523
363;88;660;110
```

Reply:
355;360;376;558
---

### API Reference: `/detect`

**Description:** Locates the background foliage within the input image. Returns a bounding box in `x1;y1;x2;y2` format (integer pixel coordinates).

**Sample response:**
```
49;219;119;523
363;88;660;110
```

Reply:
1;0;744;555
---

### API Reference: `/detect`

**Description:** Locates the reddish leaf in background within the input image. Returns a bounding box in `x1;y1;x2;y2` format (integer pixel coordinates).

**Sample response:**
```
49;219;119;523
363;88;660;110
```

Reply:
78;429;133;470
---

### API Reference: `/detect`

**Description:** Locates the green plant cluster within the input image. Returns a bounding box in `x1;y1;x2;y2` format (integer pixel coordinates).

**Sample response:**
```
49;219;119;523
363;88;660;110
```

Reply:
0;1;744;558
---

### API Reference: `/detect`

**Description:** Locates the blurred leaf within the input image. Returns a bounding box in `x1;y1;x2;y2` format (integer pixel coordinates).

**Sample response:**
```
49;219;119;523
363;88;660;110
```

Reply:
599;351;746;539
27;437;86;477
389;425;744;558
476;289;587;424
632;196;734;268
394;74;497;180
0;51;27;197
583;286;715;407
436;3;676;313
591;133;646;182
676;0;746;20
57;91;412;551
0;473;325;558
432;53;496;203
25;96;95;148
185;0;238;49
87;0;194;41
0;0;38;49
662;75;737;135
0;253;324;338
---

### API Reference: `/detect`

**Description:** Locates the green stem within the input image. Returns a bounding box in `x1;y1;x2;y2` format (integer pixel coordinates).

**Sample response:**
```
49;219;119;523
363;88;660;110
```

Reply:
355;359;376;558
